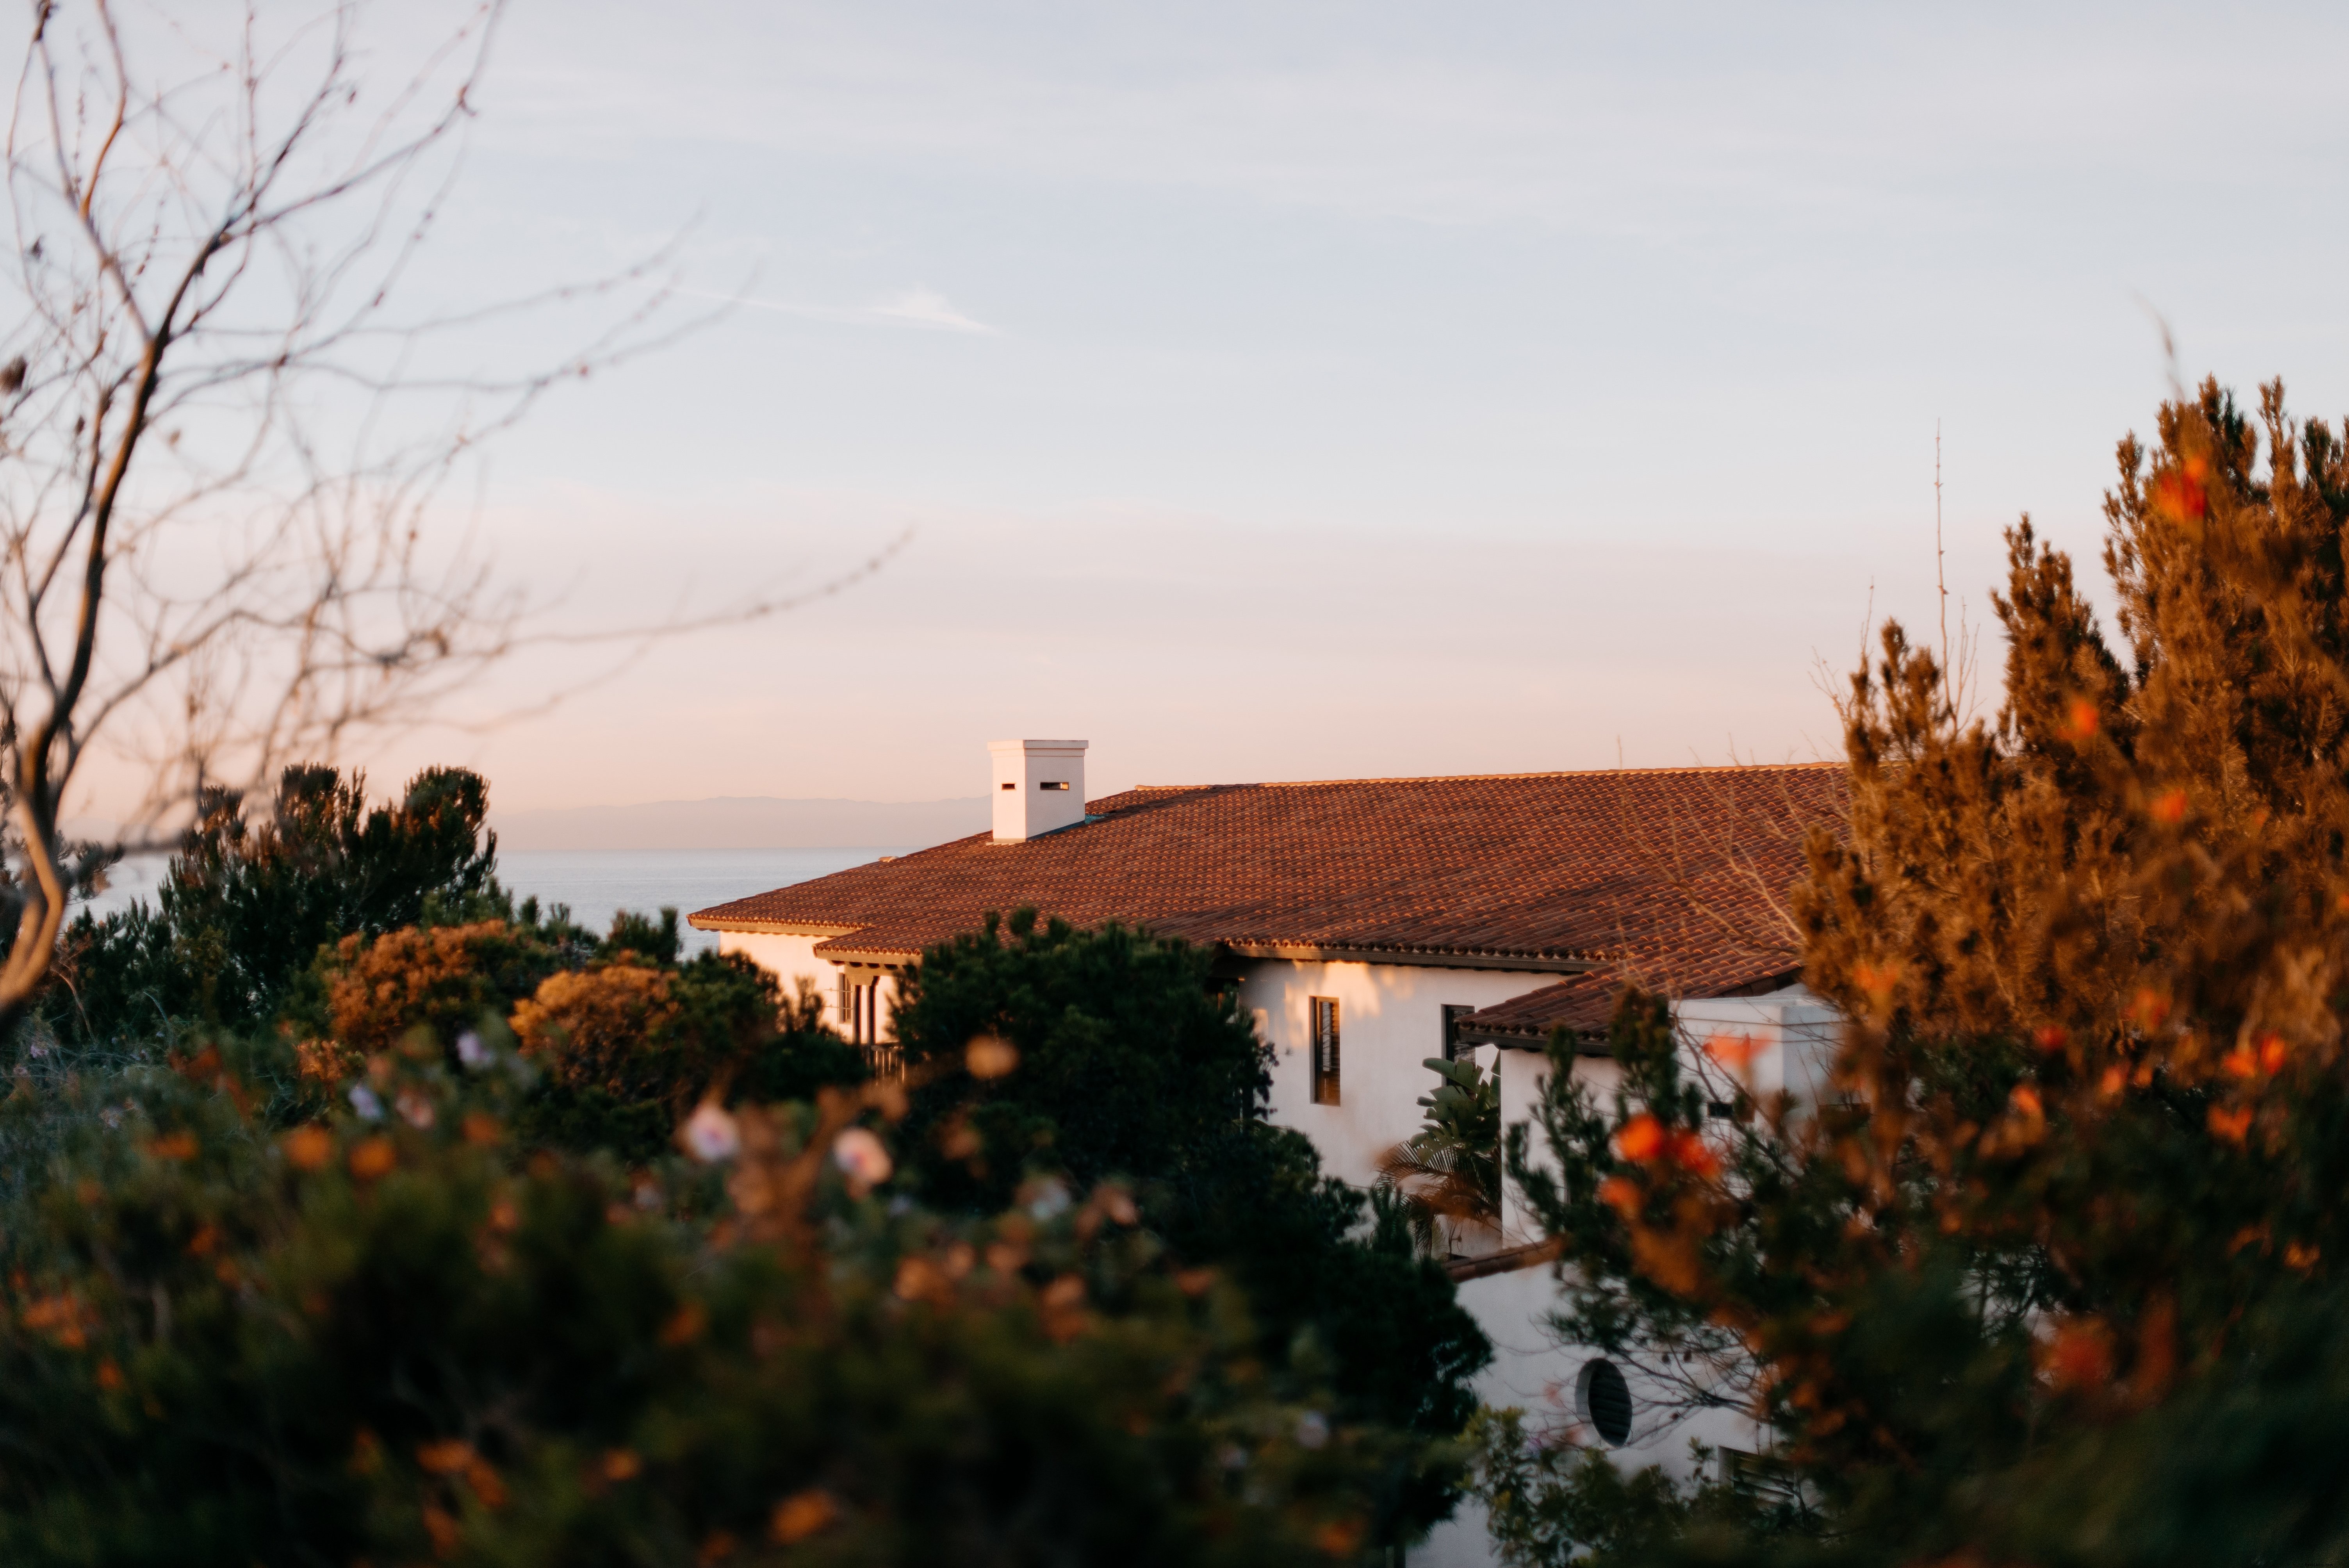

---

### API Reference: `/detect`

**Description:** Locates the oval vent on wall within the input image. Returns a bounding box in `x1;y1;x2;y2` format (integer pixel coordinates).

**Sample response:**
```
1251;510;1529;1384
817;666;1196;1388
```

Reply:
1577;1357;1633;1447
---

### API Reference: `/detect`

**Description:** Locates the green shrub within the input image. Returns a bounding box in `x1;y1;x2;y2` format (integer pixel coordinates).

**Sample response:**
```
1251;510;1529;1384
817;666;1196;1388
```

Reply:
891;908;1489;1545
0;1041;1395;1566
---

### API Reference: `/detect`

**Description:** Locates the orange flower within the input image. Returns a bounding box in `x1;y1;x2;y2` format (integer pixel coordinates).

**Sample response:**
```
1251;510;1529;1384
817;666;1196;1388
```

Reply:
602;1447;643;1482
2063;697;2100;741
422;1502;462;1558
18;1293;89;1349
282;1125;333;1172
1314;1517;1368;1558
2032;1025;2067;1052
416;1438;474;1475
2285;1242;2320;1272
1596;1175;1643;1218
1614;1114;1666;1163
1854;962;1900;1004
2259;1033;2288;1074
965;1034;1019;1079
2128;989;2170;1032
2221;1045;2260;1080
771;1490;838;1545
1704;1032;1761;1070
2152;454;2210;522
659;1301;707;1347
347;1136;397;1182
146;1131;200;1162
2151;787;2188;825
2009;1082;2043;1119
2208;1104;2254;1144
95;1359;124;1391
462;1112;502;1147
893;1256;947;1303
465;1457;507;1509
2044;1318;2114;1390
1667;1129;1720;1179
1040;1273;1090;1342
2097;1064;2127;1099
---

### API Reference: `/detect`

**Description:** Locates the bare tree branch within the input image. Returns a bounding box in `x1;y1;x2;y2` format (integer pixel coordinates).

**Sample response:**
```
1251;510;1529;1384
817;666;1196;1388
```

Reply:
0;2;880;1029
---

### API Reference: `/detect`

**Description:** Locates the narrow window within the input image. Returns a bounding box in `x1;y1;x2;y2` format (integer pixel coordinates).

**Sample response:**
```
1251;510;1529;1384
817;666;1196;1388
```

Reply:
1000;781;1016;791
1038;780;1069;791
1441;1004;1476;1062
1310;997;1340;1105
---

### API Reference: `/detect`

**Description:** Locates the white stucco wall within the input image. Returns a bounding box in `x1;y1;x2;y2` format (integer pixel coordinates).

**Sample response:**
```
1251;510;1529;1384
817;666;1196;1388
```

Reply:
1421;986;1837;1566
1413;1252;1777;1566
1237;959;1558;1189
714;930;899;1038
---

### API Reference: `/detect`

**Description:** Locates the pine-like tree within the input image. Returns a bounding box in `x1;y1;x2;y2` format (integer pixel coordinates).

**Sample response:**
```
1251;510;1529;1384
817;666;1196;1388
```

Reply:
1494;379;2349;1567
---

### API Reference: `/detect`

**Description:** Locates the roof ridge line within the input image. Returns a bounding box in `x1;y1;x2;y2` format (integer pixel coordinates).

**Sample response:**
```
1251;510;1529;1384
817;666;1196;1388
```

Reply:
1119;761;1843;791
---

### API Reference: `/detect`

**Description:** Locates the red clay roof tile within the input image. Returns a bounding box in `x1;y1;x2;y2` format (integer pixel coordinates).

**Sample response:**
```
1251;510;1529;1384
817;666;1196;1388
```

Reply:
690;764;1846;990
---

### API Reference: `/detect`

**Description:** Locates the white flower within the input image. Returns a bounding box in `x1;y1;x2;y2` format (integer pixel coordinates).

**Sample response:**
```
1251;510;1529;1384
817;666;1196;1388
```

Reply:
454;1031;488;1070
831;1126;893;1191
396;1089;436;1131
347;1085;384;1121
1025;1178;1072;1221
1295;1411;1330;1451
681;1103;740;1163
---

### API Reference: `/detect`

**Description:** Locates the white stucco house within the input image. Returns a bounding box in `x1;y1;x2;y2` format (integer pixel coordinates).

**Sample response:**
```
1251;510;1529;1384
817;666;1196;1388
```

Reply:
690;740;1848;1565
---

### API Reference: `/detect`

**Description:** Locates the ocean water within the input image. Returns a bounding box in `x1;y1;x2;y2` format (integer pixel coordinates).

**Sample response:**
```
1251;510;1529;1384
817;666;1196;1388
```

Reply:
497;848;902;955
78;847;901;959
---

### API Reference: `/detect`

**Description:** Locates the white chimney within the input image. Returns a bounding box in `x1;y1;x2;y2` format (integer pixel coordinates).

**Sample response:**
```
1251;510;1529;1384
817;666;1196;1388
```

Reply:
989;739;1087;841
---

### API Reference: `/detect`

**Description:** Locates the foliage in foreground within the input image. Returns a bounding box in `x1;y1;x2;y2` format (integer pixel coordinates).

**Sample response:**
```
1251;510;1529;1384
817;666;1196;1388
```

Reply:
2;771;1485;1562
0;1037;1394;1566
888;909;1491;1544
1487;379;2349;1566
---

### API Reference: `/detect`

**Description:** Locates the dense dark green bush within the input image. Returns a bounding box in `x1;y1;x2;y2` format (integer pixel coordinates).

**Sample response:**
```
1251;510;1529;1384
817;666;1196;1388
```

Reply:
50;765;514;1041
0;1040;1390;1566
890;907;1490;1546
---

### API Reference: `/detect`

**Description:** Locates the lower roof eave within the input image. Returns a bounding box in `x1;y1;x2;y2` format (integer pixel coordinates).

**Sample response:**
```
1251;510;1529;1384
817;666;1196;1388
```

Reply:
1217;942;1604;975
814;948;918;969
1445;1237;1565;1282
684;914;869;937
1457;1023;1609;1056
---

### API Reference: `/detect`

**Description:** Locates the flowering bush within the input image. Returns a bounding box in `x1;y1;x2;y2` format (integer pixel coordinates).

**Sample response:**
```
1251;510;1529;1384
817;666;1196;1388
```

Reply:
0;1040;1398;1565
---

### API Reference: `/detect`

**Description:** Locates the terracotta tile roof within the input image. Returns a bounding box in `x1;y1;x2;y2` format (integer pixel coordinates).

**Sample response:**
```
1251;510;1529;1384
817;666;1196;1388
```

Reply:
690;764;1846;984
1456;960;1804;1052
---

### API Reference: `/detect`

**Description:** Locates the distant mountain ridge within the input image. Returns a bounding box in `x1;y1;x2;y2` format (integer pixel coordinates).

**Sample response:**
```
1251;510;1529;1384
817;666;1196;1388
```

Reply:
491;796;989;852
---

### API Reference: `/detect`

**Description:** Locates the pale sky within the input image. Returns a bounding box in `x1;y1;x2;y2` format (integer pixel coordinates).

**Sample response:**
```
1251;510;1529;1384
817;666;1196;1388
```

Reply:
305;1;2349;810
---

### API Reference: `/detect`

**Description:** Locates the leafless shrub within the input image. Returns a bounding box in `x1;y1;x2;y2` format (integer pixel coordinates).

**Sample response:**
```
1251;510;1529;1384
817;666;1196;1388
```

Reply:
0;2;891;1027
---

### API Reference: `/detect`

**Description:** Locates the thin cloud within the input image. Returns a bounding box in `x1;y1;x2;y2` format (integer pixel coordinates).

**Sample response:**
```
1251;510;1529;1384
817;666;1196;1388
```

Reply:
681;285;1000;336
870;286;998;334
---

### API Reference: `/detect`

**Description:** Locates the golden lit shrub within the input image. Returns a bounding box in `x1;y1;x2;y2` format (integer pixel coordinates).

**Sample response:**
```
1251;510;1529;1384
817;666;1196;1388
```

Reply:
326;921;540;1056
510;963;679;1096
